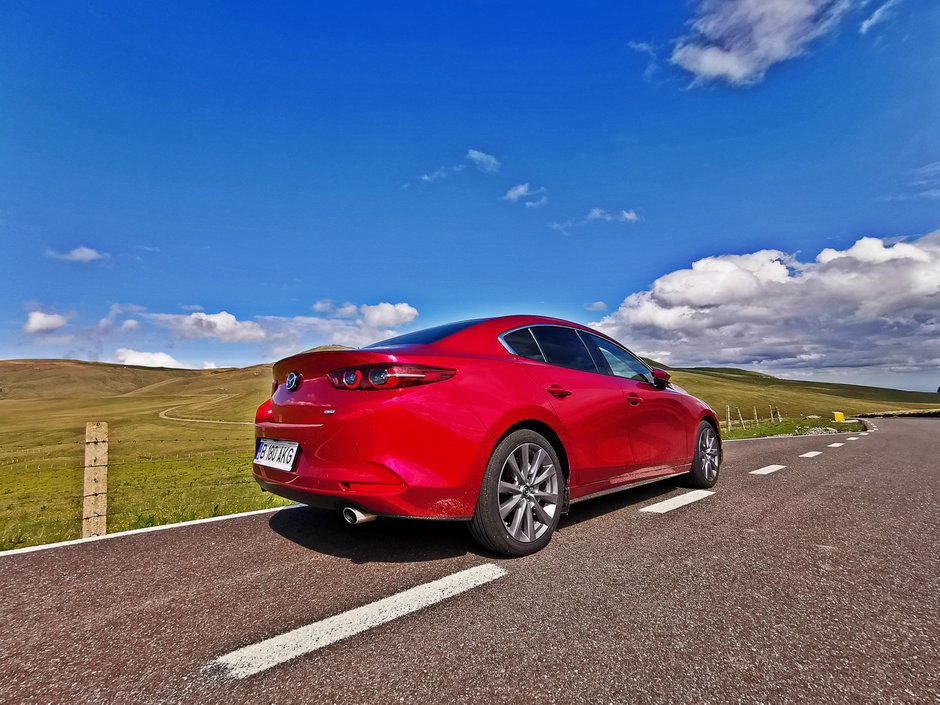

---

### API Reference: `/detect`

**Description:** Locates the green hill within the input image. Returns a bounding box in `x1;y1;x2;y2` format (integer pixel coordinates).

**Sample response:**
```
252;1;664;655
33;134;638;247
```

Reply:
661;364;938;419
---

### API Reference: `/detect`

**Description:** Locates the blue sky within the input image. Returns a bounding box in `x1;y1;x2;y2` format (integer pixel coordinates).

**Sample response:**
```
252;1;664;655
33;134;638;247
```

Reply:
2;1;938;390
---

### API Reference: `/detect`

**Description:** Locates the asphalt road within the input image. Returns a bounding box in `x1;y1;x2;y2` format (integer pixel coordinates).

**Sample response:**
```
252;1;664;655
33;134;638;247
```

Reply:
1;417;937;704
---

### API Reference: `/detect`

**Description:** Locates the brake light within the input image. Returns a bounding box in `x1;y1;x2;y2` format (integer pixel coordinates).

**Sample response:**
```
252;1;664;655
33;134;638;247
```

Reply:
327;364;456;390
256;399;273;422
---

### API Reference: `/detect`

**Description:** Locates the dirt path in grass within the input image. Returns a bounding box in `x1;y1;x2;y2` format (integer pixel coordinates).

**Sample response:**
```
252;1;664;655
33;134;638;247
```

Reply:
158;394;252;425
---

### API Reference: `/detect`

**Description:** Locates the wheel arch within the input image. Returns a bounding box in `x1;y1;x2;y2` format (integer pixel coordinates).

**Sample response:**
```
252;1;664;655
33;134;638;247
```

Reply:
494;419;571;484
700;411;721;436
698;411;723;462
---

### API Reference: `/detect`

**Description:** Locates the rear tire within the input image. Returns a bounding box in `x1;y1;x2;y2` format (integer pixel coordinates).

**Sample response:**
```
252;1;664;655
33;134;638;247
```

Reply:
469;430;564;557
687;421;720;488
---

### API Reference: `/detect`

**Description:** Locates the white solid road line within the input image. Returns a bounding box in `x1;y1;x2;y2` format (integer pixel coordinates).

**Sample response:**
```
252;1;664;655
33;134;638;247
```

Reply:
799;451;823;458
750;464;786;475
640;489;714;514
0;505;302;558
211;563;509;679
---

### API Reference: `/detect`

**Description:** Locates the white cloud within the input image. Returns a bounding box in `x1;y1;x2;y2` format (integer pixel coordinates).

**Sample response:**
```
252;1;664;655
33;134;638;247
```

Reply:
180;304;204;311
146;311;267;342
138;300;420;358
504;184;537;201
817;236;929;264
115;348;189;369
417;148;499;185
120;319;140;331
98;303;146;330
912;161;940;200
420;165;464;183
591;230;940;384
587;208;639;222
883;161;940;201
553;208;641;234
360;302;419;328
584;301;608;311
256;300;421;353
45;246;106;262
504;184;548;207
312;299;359;317
628;41;660;81
23;311;69;334
466;149;501;173
860;0;901;34
671;0;856;85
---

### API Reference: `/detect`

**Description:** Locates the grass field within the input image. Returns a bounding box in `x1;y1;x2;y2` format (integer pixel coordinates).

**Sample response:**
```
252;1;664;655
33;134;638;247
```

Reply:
1;357;936;550
721;417;866;440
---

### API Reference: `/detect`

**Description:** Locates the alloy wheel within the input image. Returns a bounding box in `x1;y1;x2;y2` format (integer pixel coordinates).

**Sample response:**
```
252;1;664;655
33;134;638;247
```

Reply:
497;442;560;543
699;427;720;481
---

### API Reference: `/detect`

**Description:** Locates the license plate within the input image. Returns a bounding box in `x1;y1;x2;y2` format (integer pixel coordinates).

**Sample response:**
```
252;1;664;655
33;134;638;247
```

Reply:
254;439;299;472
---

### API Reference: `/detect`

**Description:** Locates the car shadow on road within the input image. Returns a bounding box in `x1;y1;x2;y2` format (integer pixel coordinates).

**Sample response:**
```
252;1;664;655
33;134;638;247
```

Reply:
557;480;685;531
267;505;482;564
268;479;686;562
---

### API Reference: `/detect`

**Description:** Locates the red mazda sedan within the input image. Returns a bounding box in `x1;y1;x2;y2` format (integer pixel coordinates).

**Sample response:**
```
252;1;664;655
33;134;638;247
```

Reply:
253;315;721;556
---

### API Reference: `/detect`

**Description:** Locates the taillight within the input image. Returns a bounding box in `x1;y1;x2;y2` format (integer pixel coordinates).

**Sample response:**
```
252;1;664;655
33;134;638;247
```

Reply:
256;399;273;423
327;364;456;390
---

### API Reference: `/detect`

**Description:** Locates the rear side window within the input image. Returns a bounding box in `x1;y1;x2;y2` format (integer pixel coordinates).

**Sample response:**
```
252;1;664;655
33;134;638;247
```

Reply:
585;334;652;383
501;328;545;362
530;326;597;373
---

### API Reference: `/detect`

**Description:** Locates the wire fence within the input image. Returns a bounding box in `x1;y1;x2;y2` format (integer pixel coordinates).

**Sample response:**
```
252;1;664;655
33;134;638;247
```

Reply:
0;425;293;552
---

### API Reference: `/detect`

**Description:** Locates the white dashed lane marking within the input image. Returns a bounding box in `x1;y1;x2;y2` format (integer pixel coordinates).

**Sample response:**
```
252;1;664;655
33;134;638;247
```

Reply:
847;437;860;441
750;464;786;475
800;451;823;458
211;563;508;679
640;490;714;514
827;442;844;448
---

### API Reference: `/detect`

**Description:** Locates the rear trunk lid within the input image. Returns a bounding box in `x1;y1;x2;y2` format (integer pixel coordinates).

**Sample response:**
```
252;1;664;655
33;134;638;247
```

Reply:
271;350;374;423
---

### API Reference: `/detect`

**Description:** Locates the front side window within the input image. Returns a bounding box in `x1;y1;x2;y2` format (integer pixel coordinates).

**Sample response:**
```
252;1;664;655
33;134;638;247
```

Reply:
529;326;597;373
585;334;652;383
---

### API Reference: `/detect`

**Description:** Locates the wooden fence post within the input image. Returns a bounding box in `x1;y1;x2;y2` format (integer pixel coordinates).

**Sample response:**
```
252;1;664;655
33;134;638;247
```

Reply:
725;405;732;433
736;406;747;430
82;422;108;538
753;406;759;425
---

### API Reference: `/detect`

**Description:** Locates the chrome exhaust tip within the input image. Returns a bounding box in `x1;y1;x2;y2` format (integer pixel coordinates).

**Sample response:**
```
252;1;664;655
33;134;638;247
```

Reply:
342;506;377;525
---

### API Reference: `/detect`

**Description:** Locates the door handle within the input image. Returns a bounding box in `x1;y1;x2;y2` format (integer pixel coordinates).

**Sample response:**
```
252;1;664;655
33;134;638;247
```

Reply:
547;385;572;399
627;393;643;406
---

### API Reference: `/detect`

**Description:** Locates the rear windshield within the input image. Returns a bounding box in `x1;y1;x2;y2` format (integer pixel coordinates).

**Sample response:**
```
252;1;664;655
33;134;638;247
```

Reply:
364;319;486;348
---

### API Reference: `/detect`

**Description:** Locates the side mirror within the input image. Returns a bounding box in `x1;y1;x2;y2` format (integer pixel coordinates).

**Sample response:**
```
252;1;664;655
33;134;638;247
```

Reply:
651;368;670;390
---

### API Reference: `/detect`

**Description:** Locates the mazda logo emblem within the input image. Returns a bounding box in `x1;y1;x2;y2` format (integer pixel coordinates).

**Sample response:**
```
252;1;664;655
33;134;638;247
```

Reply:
285;372;301;391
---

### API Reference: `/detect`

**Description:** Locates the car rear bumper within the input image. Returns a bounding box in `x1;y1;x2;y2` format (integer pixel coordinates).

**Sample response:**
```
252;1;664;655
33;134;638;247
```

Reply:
253;471;472;519
253;388;490;517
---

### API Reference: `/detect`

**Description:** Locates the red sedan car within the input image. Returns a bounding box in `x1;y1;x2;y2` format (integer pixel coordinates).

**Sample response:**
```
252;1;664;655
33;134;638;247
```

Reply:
253;315;721;556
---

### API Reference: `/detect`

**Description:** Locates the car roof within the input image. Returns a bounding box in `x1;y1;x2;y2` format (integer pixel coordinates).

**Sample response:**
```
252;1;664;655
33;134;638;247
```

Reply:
366;315;610;355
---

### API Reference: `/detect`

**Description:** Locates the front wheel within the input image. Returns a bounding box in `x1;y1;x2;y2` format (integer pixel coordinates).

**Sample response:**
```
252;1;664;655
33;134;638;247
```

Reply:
469;430;564;557
687;421;721;488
